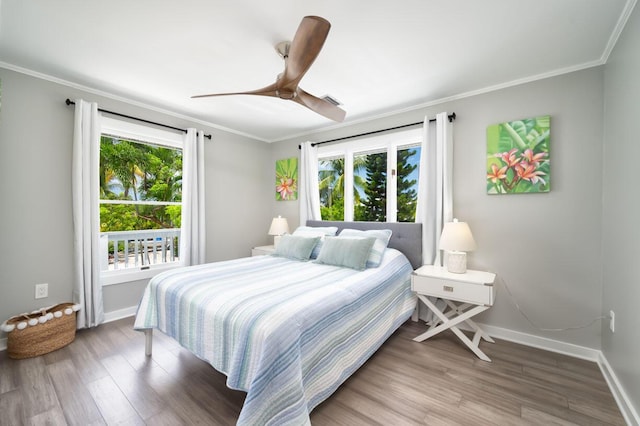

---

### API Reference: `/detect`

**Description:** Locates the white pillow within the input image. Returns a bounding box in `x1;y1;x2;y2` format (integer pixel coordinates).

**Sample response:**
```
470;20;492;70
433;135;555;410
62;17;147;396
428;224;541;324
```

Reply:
338;228;392;268
292;226;338;259
314;236;376;271
271;235;321;261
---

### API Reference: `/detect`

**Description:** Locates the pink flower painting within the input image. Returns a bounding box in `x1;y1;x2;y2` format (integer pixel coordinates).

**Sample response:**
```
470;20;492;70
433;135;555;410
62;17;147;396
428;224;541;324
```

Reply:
275;157;298;201
486;116;550;194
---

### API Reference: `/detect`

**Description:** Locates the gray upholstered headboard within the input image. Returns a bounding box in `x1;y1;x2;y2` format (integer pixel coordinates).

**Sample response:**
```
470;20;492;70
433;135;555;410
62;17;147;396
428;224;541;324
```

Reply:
306;220;422;270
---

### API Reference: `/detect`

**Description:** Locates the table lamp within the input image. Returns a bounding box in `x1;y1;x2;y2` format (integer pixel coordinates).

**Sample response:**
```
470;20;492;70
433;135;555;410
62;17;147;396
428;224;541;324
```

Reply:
268;215;290;248
439;218;477;273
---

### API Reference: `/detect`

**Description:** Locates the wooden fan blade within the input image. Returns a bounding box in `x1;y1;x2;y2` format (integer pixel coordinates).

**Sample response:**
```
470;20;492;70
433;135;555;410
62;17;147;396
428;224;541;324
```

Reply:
280;16;330;91
192;16;345;122
294;88;346;122
191;82;278;99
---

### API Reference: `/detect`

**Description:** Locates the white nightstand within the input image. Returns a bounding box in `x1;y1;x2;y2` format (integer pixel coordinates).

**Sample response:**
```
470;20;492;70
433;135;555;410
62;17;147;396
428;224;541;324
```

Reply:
411;265;496;362
251;245;275;256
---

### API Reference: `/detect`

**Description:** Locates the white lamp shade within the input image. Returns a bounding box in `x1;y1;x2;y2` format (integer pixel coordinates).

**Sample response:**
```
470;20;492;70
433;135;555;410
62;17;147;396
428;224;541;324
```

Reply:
439;219;477;252
268;216;290;236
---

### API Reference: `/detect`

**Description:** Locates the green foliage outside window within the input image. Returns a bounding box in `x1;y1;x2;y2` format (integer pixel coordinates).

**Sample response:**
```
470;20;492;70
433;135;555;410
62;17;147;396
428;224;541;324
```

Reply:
100;136;182;232
396;148;419;222
319;147;419;222
355;152;387;221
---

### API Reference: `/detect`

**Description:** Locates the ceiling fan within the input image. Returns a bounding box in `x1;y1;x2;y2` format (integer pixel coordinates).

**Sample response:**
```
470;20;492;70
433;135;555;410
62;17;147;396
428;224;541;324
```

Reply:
192;16;346;122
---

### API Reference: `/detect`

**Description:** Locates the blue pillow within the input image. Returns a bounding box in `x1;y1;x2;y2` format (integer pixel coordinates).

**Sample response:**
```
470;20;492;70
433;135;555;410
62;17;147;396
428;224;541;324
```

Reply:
315;236;376;271
339;229;392;268
292;226;338;259
271;235;320;261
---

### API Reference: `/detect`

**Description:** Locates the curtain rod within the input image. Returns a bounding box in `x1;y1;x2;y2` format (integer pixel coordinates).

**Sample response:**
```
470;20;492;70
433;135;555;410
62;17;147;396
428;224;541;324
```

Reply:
302;112;456;148
65;99;212;140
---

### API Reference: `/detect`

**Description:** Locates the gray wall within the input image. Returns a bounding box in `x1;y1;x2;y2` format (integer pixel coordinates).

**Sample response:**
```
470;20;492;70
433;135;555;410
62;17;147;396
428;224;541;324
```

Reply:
0;67;271;326
602;3;640;412
273;67;605;350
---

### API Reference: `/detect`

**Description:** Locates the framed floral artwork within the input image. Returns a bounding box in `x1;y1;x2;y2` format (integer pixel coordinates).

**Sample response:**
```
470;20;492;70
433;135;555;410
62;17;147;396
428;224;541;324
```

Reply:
486;115;550;194
275;157;298;201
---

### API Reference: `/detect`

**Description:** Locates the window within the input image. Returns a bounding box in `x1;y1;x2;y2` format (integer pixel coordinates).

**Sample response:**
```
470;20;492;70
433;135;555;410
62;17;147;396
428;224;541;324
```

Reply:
396;145;421;222
318;155;345;220
354;149;387;221
100;116;184;285
317;128;421;223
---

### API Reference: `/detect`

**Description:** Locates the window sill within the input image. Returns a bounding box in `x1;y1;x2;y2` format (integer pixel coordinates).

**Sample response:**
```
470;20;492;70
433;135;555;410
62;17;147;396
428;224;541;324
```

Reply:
101;262;181;286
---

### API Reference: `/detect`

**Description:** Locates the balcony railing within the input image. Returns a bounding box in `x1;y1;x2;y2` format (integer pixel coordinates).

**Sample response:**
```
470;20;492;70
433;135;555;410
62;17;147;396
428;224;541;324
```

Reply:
100;229;181;271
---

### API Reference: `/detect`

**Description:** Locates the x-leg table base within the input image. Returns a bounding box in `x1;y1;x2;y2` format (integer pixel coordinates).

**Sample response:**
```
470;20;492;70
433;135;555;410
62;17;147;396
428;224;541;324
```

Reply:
414;295;494;362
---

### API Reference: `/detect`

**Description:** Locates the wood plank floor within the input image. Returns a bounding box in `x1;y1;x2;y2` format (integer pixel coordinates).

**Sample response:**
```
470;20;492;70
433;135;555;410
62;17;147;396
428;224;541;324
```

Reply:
0;317;625;425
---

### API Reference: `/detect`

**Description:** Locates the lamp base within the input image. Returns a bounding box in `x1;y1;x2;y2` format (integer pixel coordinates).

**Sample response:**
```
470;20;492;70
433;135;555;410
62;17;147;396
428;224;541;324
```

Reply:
273;235;282;248
446;251;467;274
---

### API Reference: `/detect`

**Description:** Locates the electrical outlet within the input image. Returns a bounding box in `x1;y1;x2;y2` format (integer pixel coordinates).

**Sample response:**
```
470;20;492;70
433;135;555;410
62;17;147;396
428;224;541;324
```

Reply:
609;310;615;333
35;283;48;299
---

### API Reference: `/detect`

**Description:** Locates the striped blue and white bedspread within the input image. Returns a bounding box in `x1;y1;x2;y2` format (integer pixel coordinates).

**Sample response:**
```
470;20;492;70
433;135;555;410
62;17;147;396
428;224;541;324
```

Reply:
134;248;416;425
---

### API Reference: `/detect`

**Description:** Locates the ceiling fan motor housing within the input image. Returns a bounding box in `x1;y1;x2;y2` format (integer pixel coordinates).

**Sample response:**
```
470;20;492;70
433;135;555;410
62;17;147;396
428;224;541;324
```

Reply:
276;41;290;59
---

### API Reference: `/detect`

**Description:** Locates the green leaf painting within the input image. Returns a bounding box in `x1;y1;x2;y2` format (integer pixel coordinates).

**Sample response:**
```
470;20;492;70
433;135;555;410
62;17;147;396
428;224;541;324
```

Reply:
276;157;298;201
486;115;550;194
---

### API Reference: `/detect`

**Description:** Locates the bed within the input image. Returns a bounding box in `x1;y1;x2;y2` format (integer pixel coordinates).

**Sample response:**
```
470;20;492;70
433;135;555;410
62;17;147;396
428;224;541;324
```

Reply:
134;220;422;425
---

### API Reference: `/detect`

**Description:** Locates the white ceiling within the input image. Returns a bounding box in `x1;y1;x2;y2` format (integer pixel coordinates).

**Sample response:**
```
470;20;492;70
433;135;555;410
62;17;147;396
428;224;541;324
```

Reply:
0;0;635;142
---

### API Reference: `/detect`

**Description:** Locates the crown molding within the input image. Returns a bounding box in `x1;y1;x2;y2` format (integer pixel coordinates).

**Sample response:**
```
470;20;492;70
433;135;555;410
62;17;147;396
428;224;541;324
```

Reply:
0;61;270;143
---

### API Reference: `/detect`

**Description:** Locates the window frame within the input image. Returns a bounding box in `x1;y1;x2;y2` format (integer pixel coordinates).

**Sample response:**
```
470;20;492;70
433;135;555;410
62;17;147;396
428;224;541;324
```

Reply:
317;127;422;223
99;116;184;286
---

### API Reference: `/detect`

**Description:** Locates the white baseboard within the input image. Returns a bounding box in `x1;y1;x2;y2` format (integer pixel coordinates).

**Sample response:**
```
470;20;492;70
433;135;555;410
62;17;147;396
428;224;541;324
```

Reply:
474;321;637;425
103;305;137;323
598;351;640;426
475;322;601;361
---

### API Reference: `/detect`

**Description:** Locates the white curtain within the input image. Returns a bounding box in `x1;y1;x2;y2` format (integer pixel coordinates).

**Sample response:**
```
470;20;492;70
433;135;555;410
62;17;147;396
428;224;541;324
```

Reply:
415;112;453;266
299;141;321;225
72;99;103;329
180;128;206;266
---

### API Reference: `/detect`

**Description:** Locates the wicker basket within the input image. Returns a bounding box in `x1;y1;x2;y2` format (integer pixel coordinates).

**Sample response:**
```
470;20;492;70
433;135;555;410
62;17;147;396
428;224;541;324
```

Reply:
1;303;81;359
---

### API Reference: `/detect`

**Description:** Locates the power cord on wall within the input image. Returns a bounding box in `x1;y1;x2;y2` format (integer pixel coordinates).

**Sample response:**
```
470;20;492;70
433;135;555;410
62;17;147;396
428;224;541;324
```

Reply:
495;274;606;332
